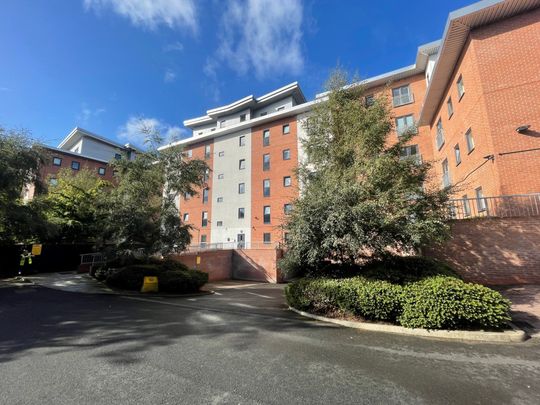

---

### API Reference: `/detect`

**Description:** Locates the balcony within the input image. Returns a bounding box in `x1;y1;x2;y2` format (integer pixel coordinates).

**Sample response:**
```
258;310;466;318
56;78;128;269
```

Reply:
448;193;540;220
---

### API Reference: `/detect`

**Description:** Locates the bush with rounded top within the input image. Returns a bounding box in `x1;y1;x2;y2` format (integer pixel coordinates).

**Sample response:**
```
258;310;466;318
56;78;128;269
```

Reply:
399;276;511;330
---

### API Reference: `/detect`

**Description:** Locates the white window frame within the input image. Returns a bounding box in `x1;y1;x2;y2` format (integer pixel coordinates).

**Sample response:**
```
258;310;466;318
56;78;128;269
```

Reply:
392;85;413;107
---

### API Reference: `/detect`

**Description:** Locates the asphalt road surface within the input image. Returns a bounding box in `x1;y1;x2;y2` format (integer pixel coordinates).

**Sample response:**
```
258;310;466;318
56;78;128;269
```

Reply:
1;283;540;404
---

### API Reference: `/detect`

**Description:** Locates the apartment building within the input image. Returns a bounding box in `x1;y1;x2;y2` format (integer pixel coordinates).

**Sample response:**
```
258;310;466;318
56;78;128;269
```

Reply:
24;127;137;200
165;0;540;247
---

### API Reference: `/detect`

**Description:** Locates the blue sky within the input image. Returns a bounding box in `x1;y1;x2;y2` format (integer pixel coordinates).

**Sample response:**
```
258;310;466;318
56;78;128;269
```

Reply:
0;0;473;148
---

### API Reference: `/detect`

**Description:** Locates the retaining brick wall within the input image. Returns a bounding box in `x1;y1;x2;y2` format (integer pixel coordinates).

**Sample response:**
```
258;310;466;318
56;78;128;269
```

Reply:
425;216;540;285
170;248;283;283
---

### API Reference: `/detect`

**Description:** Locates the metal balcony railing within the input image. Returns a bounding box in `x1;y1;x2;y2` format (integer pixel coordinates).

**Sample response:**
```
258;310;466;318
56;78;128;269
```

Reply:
448;193;540;220
184;241;282;252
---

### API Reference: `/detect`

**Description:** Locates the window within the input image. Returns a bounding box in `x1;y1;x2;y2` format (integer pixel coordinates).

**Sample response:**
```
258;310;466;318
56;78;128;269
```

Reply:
462;195;471;217
239;159;246;170
365;94;375;107
238;183;245;194
283;176;292;187
200;235;207;246
217;221;223;227
282;124;290;134
454;144;461;165
183;213;189;222
447;97;454;118
218;151;225;157
98;167;106;176
49;178;58;186
392;85;413;107
263;154;270;171
205;145;211;159
457;75;465;99
204;168;210;182
283;149;291;160
217;197;223;203
475;187;487;212
218;173;224;179
263;233;271;244
52;157;62;166
114;153;122;160
395;115;415;136
239;135;246;146
202;212;208;227
71;161;80;170
263;206;271;224
238;208;245;219
263;179;270;197
263;129;270;146
186;149;193;158
465;128;475;153
202;188;209;203
284;203;292;214
184;192;191;200
260;112;267;117
240;114;246;122
400;145;419;158
442;158;451;188
436;118;445;150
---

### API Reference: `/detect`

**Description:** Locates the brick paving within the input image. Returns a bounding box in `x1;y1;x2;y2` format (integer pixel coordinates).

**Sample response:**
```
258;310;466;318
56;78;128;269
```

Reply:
498;285;540;336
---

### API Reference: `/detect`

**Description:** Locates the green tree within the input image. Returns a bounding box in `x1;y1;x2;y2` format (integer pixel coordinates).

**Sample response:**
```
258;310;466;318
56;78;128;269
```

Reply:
282;70;450;274
102;124;207;257
42;168;111;243
0;126;50;244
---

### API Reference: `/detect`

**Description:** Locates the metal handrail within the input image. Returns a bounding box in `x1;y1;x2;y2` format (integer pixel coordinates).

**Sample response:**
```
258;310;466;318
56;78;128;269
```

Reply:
448;193;540;219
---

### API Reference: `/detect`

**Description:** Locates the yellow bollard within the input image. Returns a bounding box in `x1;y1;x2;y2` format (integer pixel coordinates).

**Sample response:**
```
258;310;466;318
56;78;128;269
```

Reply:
141;276;159;293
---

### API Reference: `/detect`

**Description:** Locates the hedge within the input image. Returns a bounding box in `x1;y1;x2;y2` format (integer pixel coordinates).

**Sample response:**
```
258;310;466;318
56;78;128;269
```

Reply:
285;275;511;330
399;276;511;329
105;263;208;293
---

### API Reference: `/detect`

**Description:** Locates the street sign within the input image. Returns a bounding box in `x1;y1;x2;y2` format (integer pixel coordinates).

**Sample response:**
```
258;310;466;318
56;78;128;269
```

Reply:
196;256;201;265
141;276;158;293
31;244;42;256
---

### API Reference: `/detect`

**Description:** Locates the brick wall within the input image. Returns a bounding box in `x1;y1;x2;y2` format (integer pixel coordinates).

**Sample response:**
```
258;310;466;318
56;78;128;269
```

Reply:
425;216;540;285
232;249;283;283
170;248;283;283
170;250;232;282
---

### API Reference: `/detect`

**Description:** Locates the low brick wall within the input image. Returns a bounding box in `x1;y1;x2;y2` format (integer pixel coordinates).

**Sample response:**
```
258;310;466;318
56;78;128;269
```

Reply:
170;248;284;283
232;249;283;283
425;217;540;285
170;250;233;282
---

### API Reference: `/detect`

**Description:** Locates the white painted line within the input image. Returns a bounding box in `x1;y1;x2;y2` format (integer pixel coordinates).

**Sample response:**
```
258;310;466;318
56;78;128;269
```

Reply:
245;292;273;299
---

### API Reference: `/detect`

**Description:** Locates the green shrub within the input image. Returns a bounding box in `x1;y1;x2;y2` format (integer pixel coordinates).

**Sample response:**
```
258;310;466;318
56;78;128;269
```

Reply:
362;255;459;284
285;277;403;322
399;276;511;330
105;263;208;293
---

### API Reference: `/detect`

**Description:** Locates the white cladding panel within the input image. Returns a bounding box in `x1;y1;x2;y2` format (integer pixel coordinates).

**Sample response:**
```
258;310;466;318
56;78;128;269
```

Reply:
210;128;252;245
253;96;294;117
79;137;123;162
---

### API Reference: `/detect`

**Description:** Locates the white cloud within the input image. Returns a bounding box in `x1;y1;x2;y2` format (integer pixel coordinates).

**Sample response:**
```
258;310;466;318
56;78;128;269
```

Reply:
212;0;305;79
163;41;184;52
78;105;106;125
118;116;188;146
83;0;198;32
164;69;177;83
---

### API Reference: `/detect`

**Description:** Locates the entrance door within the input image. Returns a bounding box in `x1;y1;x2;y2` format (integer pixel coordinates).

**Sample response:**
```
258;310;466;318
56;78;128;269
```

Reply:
237;233;245;249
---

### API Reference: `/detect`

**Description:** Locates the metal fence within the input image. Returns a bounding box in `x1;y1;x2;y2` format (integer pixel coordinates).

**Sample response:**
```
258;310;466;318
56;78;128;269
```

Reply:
184;241;281;253
448;193;540;220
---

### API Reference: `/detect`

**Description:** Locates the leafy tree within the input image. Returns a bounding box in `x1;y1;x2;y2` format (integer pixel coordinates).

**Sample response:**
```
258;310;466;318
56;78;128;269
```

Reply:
281;70;450;274
42;168;111;243
0;126;51;244
102;124;207;257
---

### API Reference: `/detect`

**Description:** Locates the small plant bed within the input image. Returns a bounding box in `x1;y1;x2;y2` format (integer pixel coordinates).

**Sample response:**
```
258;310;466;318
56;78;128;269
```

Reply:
285;256;512;332
91;256;208;294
